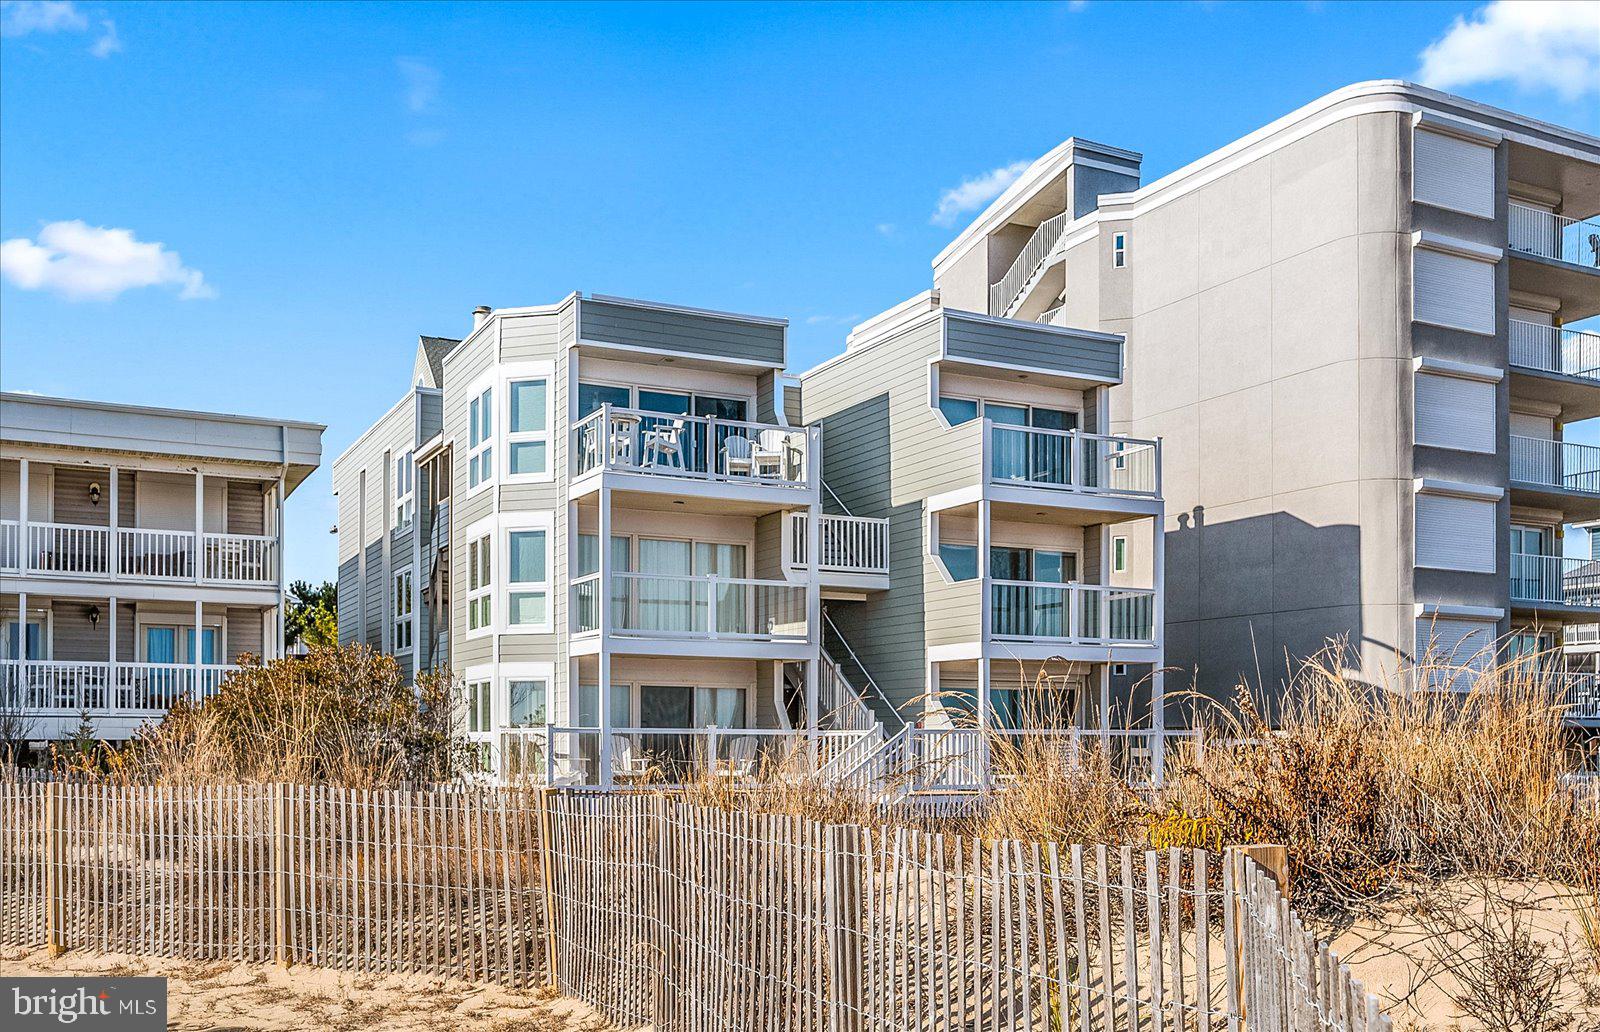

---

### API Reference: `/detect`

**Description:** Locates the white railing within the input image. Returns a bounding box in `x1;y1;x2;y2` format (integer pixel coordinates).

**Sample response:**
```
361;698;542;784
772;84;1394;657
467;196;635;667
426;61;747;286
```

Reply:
1508;202;1600;268
0;659;238;715
989;579;1158;644
1558;672;1600;721
1510;435;1600;494
989;210;1071;317
25;522;110;576
0;519;19;572
787;512;890;575
542;725;812;787
572;404;814;489
608;572;809;642
117;527;194;579
1036;304;1063;325
1509;320;1600;381
817;652;878;731
1510;552;1600;607
1566;623;1600;645
988;422;1161;497
202;533;276;584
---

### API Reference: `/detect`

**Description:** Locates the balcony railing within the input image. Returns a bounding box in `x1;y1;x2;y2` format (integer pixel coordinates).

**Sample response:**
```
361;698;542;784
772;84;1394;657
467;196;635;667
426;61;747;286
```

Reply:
988;424;1161;497
899;727;1204;792
1510;552;1600;607
1560;673;1600;721
0;659;239;715
0;520;276;586
989;210;1070;318
572;404;814;489
1509;320;1600;381
539;725;871;787
786;512;890;575
1508;202;1600;269
989;580;1157;644
1509;436;1600;494
573;572;809;642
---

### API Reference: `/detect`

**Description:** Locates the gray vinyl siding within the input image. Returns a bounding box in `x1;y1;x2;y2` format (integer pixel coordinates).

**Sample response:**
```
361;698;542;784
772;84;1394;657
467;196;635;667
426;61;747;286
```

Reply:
944;312;1123;383
578;298;785;366
756;370;778;424
753;512;785;580
418;391;443;443
52;466;109;526
364;541;385;649
226;607;263;661
1083;526;1103;586
226;480;266;536
783;385;802;426
336;555;363;647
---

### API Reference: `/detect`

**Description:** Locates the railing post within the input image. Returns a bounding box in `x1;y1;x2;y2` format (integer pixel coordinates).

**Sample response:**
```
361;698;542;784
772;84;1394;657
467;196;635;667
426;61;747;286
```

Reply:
272;782;291;968
824;822;864;1032
706;414;719;479
45;780;65;956
707;574;719;639
536;786;560;989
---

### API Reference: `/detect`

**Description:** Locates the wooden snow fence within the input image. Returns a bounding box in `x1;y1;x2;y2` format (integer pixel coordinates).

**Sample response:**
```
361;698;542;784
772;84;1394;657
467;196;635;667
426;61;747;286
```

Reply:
1;781;1390;1032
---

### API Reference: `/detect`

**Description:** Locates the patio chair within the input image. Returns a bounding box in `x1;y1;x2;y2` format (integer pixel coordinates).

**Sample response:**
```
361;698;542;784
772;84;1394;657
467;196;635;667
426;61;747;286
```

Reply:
640;419;686;470
610;734;651;778
721;435;755;477
752;430;788;479
718;736;759;779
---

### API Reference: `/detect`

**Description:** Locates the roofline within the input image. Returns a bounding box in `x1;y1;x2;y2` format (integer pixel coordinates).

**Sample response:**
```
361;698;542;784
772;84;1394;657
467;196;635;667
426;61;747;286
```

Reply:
332;389;417;470
586;293;790;328
932;78;1600;278
0;391;326;432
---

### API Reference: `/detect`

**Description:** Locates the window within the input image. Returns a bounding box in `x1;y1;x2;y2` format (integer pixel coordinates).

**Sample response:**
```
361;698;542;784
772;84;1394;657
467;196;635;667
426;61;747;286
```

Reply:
506;679;547;728
1414;371;1494;453
467;533;493;632
464;679;493;772
506;528;550;629
938;396;980;425
393;450;414;528
506;378;549;478
938;542;979;581
1112;233;1127;268
467;387;493;489
1112;663;1129;676
1415;492;1496;572
1412;246;1495;335
1113;536;1128;573
393;567;414;652
1413;127;1494;219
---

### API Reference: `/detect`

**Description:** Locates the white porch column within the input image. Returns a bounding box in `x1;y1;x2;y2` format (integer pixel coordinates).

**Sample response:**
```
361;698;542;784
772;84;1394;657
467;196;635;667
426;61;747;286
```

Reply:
597;486;614;787
804;499;821;734
107;596;117;668
17;591;27;665
18;459;29;574
274;477;286;658
976;496;992;732
1150;507;1167;786
108;466;119;578
193;599;203;702
193;472;205;584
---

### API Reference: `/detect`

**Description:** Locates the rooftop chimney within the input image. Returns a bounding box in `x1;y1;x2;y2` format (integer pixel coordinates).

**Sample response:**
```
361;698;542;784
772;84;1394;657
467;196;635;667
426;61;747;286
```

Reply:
472;305;491;331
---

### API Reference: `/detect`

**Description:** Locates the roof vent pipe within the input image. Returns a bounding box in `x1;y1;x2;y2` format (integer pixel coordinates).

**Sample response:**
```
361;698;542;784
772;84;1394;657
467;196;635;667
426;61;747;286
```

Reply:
472;305;491;331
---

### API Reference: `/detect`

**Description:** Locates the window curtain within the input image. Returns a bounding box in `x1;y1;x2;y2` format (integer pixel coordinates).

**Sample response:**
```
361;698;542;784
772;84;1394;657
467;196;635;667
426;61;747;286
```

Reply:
695;542;747;635
638;539;694;632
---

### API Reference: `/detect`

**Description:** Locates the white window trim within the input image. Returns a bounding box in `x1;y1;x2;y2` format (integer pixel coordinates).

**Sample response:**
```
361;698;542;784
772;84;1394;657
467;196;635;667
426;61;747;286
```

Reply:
1112;232;1127;268
463;368;496;499
1112;535;1129;574
498;661;555;730
1;607;54;661
463;513;495;640
502;511;556;634
502;360;556;485
393;565;415;654
394;450;415;530
134;613;226;664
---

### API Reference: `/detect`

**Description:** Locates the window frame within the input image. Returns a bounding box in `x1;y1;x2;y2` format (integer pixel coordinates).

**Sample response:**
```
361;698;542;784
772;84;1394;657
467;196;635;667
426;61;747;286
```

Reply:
503;360;556;484
465;529;494;638
462;674;495;775
466;383;494;494
392;565;414;654
393;449;415;530
503;514;555;633
1112;535;1128;574
1112;232;1127;268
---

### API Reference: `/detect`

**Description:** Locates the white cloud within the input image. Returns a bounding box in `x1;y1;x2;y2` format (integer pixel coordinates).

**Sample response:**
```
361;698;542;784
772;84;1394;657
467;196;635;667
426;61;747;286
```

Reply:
930;160;1030;227
0;1;87;36
875;223;896;237
1417;1;1600;101
396;57;440;113
88;16;117;57
0;221;215;301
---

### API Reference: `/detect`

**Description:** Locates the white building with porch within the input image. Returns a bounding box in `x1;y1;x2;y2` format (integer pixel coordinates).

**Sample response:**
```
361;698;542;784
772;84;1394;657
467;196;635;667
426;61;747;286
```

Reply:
0;392;323;744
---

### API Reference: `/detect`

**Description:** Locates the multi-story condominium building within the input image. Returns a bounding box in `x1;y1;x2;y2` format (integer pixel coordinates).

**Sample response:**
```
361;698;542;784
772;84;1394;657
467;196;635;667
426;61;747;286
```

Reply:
333;334;459;681
0;392;323;744
929;80;1600;723
338;292;1170;786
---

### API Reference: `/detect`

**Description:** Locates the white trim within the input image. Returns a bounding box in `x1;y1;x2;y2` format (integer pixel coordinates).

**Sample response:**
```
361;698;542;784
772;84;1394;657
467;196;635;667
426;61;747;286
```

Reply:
585;293;789;328
1411;356;1504;383
1413;478;1504;501
1411;110;1503;146
439;294;582;374
462;512;496;641
463;366;496;499
1411;231;1503;263
500;360;555;485
1415;602;1506;620
573;336;780;371
501;511;555;635
391;565;415;654
0;606;53;661
497;661;554;730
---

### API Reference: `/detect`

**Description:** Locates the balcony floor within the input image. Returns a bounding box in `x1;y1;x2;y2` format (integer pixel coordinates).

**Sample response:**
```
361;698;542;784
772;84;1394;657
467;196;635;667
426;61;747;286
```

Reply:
1509;367;1600;422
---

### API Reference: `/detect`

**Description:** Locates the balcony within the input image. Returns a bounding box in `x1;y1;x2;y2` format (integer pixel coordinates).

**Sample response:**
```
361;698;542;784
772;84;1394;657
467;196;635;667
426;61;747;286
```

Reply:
1560;672;1600;722
0;659;239;716
0;520;277;587
572;572;810;647
1510;552;1600;609
989;580;1157;646
1509;203;1600;270
786;512;890;577
987;424;1160;498
1508;437;1600;519
1509;321;1600;382
572;405;816;497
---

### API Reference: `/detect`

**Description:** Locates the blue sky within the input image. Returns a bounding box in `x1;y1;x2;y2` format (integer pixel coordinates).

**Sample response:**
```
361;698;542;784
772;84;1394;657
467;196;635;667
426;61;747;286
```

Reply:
2;0;1598;581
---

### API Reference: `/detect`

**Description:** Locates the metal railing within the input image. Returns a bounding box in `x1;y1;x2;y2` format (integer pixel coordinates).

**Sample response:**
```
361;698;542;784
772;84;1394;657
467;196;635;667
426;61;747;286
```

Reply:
1036;304;1063;325
0;519;276;585
0;659;239;714
1509;435;1600;493
1509;552;1600;607
1509;320;1600;381
603;572;809;642
989;579;1158;644
571;404;814;488
989;210;1070;317
988;422;1161;497
1557;672;1600;721
1508;202;1600;268
786;512;890;575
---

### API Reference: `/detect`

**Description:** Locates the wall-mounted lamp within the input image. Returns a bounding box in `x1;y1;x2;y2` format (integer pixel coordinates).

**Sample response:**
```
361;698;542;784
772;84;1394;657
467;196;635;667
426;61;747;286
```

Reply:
87;605;101;628
88;481;102;506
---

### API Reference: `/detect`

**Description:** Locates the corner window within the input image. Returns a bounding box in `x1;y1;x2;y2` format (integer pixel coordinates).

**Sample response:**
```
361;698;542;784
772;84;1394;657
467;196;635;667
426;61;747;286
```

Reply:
1112;233;1127;268
938;397;980;426
393;567;414;652
939;542;979;581
467;533;493;632
506;528;550;629
507;378;549;477
467;387;493;490
1112;536;1128;573
466;680;493;732
394;450;414;529
506;678;547;728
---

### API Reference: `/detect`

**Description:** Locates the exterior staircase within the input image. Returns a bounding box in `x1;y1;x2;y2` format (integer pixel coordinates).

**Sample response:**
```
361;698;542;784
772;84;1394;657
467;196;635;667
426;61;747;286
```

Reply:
989;210;1070;319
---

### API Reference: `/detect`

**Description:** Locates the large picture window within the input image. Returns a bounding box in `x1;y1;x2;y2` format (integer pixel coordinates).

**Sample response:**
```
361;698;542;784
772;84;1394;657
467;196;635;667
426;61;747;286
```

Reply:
506;528;550;629
506;378;549;478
